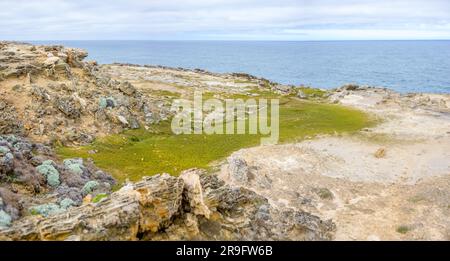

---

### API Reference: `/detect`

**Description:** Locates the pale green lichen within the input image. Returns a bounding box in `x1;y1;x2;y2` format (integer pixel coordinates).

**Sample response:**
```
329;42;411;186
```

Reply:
63;158;84;175
0;210;12;228
99;97;116;109
0;146;10;155
36;163;60;187
99;97;108;109
29;203;64;217
42;159;55;166
59;198;75;209
82;181;99;195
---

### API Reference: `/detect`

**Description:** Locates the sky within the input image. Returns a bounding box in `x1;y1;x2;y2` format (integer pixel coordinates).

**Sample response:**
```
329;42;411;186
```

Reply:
0;0;449;40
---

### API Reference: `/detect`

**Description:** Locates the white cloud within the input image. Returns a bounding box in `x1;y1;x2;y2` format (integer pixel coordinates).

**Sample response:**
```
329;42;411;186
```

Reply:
0;0;449;40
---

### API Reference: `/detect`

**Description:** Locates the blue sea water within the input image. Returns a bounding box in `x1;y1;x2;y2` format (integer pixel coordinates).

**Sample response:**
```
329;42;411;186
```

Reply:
32;40;450;93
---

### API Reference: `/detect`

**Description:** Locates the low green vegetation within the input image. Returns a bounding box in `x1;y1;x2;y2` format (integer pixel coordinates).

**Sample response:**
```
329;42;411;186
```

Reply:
149;89;181;98
396;225;411;234
57;97;374;184
297;87;327;98
315;187;334;200
92;193;108;203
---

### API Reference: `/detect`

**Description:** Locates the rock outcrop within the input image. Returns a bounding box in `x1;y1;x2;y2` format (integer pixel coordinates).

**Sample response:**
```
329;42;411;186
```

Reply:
0;42;171;145
0;169;335;241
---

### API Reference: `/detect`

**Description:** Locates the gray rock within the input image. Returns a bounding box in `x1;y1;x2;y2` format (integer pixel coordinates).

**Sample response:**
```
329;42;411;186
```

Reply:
129;117;140;129
0;100;23;135
118;81;136;96
227;156;249;183
54;96;81;119
92;170;115;186
0;151;14;176
56;186;83;206
0;170;335;241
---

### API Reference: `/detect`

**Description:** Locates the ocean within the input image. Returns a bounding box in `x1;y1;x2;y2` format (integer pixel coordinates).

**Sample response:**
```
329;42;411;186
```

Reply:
32;40;450;93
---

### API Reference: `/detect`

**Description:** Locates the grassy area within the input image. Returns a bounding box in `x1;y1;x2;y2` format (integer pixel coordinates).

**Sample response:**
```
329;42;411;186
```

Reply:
57;97;374;183
297;87;327;98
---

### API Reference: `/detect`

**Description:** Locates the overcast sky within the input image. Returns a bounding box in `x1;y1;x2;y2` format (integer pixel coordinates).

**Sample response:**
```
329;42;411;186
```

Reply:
1;0;449;40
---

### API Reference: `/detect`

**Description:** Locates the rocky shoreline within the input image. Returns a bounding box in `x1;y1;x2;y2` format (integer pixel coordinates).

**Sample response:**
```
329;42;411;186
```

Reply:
1;41;449;240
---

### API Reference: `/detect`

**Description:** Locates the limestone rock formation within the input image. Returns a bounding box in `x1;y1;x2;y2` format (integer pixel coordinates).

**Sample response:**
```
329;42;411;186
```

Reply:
0;169;335;241
0;41;172;145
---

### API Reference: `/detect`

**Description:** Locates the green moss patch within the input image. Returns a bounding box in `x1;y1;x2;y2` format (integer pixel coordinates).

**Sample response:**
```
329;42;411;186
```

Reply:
57;98;373;184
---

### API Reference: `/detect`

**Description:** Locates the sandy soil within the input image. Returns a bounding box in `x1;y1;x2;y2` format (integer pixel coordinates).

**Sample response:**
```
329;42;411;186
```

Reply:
219;88;450;240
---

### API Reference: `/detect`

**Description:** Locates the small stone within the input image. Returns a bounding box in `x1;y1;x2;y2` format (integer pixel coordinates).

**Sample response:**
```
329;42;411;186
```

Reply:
374;148;386;158
117;115;129;126
118;81;136;96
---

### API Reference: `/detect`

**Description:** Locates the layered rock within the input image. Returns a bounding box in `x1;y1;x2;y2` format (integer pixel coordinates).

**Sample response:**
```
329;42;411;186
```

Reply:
0;42;171;145
0;169;335;241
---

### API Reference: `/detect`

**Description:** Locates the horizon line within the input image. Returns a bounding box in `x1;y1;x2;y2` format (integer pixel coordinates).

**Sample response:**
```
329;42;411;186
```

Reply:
24;39;450;42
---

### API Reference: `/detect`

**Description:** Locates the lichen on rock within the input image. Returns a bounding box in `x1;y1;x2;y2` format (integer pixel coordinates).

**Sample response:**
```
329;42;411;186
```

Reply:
0;210;11;228
63;158;84;176
36;162;60;187
29;203;64;217
82;180;99;195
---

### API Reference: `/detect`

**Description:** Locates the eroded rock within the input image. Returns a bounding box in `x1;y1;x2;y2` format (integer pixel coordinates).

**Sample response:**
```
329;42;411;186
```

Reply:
0;169;335;241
